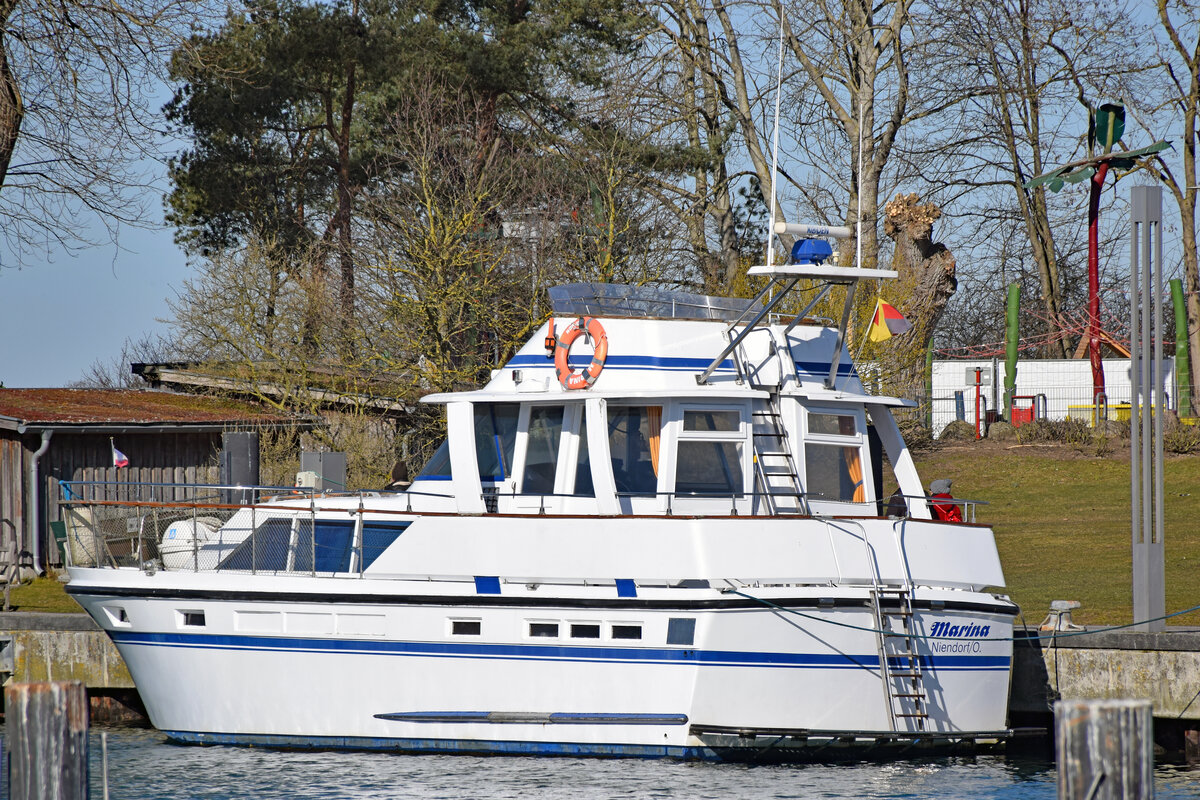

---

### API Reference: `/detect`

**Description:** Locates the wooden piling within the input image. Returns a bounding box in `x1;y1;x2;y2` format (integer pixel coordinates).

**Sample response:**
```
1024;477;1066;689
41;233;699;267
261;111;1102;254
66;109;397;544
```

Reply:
1056;698;1153;800
5;680;89;800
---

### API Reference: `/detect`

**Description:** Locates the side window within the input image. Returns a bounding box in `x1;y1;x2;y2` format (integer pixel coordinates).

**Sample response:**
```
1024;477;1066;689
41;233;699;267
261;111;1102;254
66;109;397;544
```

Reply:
415;440;451;480
360;521;409;570
293;519;355;572
675;408;745;496
475;404;519;482
522;406;564;494
608;406;661;495
804;410;866;503
218;517;293;571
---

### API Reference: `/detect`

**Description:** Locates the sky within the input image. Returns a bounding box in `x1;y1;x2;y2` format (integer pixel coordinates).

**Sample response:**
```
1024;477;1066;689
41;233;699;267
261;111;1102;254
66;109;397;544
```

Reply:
0;219;189;388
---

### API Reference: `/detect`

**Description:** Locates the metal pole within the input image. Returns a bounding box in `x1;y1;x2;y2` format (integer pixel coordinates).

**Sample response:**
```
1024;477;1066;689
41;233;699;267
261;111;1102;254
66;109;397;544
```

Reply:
974;367;983;439
1153;197;1165;573
1131;185;1165;632
1129;211;1140;605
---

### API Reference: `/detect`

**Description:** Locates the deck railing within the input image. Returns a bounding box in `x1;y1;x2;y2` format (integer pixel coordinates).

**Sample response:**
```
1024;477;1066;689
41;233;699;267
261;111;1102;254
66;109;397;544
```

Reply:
57;481;982;576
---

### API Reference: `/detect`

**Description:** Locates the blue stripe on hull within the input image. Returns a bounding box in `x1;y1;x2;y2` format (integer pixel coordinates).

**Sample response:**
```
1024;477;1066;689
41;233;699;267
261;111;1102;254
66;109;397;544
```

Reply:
163;730;713;760
111;631;1009;671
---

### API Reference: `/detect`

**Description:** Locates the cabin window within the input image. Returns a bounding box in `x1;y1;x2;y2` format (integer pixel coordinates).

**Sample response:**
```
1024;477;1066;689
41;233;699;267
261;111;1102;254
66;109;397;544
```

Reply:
180;610;206;627
570;623;601;639
451;619;481;636
666;618;696;645
676;443;743;495
675;406;746;497
803;408;866;504
475;404;519;482
611;624;642;640
683;409;740;433
522;406;564;494
415;440;452;481
293;519;355;573
218;517;293;571
808;413;857;436
529;622;559;638
360;522;408;570
608;406;661;495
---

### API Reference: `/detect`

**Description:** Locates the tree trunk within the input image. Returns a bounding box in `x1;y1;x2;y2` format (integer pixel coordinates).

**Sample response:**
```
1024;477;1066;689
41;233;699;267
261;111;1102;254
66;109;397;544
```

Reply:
335;62;357;354
883;193;957;391
0;1;24;190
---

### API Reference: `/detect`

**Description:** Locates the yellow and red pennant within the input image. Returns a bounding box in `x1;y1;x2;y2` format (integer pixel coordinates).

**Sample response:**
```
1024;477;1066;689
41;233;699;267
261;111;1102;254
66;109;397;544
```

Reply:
867;298;912;343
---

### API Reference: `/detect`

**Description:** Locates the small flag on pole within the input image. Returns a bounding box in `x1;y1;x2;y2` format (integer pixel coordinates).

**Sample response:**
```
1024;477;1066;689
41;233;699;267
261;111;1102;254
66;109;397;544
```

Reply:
867;298;912;343
111;440;129;469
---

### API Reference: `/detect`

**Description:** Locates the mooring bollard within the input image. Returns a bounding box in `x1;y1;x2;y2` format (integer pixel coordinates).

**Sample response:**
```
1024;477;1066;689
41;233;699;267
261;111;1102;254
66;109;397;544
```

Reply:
5;681;89;800
1056;698;1153;800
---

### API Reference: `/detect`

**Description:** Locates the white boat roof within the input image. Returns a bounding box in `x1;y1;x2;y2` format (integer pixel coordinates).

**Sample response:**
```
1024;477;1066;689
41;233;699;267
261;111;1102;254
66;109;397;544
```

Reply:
419;283;909;405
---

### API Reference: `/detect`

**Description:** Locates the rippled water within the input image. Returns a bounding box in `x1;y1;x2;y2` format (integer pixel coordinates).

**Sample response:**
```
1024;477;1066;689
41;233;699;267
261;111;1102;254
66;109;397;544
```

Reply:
73;728;1200;800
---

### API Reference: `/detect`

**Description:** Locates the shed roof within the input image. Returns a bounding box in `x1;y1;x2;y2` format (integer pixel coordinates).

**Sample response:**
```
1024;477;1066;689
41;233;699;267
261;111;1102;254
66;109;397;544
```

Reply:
0;389;306;432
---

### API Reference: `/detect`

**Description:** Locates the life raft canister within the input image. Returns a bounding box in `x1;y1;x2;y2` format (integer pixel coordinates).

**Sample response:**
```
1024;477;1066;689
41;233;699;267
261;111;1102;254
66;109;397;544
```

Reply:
554;316;608;390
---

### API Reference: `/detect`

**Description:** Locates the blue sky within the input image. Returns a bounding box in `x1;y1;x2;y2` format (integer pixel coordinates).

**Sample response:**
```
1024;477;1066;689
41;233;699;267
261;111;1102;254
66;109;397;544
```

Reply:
0;219;187;387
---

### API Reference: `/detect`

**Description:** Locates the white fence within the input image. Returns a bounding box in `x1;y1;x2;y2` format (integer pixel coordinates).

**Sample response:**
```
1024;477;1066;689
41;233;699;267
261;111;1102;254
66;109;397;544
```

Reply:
930;358;1177;437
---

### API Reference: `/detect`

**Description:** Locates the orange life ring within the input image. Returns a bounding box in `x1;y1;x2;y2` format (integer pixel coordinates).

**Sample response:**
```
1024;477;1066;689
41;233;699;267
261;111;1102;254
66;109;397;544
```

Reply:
554;317;608;390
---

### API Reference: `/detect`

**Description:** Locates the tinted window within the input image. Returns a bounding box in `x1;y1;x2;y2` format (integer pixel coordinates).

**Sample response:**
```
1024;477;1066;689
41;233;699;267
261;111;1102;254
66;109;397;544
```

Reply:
683;410;739;432
809;413;856;436
475;404;519;482
805;443;863;502
522;406;563;494
218;518;292;571
676;442;743;495
361;522;408;570
609;406;660;495
570;623;601;639
415;440;451;480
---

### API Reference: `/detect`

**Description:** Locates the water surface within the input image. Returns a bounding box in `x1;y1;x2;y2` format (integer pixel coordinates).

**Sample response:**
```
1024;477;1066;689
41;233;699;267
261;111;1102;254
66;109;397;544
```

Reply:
80;728;1200;800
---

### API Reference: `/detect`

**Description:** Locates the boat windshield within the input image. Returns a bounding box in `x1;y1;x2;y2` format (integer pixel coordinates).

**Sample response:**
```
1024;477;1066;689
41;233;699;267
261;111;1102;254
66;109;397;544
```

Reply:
414;403;520;483
415;441;451;480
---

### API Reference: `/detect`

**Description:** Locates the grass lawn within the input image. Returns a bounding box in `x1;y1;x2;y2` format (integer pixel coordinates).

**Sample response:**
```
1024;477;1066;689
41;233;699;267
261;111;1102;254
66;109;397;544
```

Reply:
914;442;1200;627
6;572;84;614
8;443;1198;627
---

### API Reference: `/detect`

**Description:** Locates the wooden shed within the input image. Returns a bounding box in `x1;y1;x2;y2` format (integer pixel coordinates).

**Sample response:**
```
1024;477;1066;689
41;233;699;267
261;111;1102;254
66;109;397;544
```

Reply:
0;389;312;575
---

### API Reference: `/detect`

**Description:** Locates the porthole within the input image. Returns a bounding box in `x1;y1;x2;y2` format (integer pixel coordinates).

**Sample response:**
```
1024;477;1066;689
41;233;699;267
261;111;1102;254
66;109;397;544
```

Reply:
179;610;206;628
529;622;559;638
611;624;642;640
570;623;601;639
451;619;481;636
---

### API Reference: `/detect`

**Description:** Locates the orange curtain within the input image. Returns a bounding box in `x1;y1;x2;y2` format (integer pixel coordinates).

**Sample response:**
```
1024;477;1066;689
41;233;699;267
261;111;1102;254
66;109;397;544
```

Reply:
646;406;662;477
843;447;865;502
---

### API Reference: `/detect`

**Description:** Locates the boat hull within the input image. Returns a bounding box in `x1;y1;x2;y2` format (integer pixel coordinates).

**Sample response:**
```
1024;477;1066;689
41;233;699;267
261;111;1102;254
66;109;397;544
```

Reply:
67;569;1015;760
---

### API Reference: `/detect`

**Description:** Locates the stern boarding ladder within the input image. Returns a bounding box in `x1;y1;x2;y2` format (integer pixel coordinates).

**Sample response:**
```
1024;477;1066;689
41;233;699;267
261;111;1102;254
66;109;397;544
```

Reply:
871;586;930;732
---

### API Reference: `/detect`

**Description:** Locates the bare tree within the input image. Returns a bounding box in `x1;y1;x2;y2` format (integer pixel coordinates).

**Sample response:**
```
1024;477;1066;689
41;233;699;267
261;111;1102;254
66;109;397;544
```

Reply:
1131;0;1200;413
72;333;178;389
0;0;220;261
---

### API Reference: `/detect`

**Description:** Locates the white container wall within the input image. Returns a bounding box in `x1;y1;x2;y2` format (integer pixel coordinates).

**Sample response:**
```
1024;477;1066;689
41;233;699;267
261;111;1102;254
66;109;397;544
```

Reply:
931;358;1176;437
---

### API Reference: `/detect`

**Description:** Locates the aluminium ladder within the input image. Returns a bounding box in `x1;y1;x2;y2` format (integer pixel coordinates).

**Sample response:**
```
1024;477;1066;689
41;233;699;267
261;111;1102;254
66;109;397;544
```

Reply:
870;586;930;732
750;393;806;515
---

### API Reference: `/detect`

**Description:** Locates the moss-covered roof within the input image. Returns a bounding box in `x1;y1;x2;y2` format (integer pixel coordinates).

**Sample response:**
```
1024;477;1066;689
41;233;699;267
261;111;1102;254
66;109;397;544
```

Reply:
0;389;300;426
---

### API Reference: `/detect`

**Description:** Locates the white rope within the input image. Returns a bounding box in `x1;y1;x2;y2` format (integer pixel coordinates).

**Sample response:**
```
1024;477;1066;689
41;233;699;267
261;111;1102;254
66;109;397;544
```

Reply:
765;3;786;270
